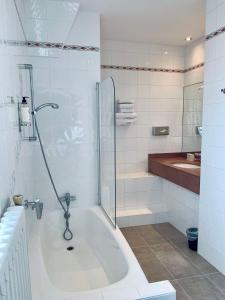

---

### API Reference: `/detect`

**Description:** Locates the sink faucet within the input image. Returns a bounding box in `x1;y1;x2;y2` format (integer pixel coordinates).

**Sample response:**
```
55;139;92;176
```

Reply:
24;199;43;219
187;153;195;162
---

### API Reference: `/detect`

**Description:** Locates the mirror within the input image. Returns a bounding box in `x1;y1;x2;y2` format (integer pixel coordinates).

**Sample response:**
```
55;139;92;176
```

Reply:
182;82;203;152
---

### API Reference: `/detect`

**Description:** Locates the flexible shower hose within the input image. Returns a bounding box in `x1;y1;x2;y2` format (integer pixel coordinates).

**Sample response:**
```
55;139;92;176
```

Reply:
34;117;73;241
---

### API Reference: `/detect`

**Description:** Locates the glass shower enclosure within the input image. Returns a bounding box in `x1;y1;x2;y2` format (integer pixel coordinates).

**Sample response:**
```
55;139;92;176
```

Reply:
97;77;117;228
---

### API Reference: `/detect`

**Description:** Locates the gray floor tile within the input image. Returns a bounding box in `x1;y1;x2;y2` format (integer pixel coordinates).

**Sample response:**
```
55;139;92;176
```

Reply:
121;223;225;299
171;280;190;300
121;227;147;248
138;225;167;246
132;246;153;261
150;242;201;279
152;223;186;244
132;246;174;282
171;240;218;275
178;276;225;299
207;273;225;294
139;259;174;283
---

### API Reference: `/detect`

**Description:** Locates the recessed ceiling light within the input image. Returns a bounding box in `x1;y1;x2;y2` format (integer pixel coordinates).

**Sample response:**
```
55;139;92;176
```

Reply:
163;51;169;55
185;36;192;42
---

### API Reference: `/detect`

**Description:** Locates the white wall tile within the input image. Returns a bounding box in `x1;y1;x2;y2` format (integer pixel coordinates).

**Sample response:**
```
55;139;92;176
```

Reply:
206;9;217;35
101;37;203;225
199;0;225;276
66;12;100;47
0;0;34;216
21;12;101;210
184;40;205;86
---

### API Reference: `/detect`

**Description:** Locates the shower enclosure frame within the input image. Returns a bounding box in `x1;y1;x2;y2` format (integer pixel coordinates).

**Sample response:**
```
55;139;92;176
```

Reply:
96;77;117;229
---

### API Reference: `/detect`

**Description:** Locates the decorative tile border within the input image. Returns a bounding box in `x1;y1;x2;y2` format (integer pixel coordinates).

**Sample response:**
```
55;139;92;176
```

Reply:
2;39;100;52
101;64;184;73
27;41;100;52
184;62;205;73
205;25;225;41
3;39;205;72
27;41;63;49
102;63;204;74
63;44;100;51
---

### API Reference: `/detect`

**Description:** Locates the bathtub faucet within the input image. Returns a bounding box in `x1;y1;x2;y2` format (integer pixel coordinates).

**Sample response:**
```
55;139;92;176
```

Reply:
60;193;76;207
24;199;43;220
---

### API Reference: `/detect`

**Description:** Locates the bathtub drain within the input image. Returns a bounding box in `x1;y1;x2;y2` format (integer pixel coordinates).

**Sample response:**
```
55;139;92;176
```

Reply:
67;246;74;251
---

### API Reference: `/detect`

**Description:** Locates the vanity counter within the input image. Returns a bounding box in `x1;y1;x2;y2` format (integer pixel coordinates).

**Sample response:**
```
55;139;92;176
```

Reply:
148;153;200;194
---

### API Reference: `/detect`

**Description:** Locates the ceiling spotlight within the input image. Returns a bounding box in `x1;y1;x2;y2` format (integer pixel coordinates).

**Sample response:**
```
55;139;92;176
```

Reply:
164;51;169;55
185;36;192;42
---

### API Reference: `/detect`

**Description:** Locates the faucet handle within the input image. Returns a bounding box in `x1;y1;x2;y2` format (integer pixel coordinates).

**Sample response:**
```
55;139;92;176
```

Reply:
59;193;76;202
24;200;29;209
23;199;43;219
32;199;40;209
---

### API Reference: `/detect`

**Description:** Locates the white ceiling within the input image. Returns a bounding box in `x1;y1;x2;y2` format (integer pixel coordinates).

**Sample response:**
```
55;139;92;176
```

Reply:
76;0;206;46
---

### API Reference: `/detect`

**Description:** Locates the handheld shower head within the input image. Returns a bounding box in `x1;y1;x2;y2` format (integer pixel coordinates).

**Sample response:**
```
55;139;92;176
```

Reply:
50;103;59;109
33;103;59;114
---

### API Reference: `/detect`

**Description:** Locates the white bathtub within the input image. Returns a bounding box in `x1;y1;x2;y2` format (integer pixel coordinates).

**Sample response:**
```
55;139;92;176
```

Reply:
28;206;175;300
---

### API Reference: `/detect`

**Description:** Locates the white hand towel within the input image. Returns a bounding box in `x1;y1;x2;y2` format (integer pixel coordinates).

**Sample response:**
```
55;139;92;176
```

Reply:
116;118;137;126
116;112;137;119
119;108;135;113
118;103;134;109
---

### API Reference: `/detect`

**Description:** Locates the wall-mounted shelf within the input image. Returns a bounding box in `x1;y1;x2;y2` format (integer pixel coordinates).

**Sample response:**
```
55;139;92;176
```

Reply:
18;64;37;142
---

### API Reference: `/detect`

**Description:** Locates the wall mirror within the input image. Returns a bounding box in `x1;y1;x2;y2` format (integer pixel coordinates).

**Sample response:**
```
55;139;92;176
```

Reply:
182;82;203;152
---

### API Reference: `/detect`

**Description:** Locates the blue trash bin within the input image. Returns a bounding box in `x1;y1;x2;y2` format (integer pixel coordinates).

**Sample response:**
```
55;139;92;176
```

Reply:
186;228;198;251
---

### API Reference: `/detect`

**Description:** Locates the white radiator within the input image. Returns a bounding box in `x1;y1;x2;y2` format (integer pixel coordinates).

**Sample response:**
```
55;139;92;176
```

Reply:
0;206;32;300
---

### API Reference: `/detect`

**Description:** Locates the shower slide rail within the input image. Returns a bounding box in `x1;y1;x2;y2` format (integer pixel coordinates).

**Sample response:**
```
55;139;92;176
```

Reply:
0;206;32;300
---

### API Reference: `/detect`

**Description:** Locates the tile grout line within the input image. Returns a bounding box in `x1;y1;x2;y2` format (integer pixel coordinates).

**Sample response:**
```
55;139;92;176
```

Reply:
203;273;225;296
150;226;211;277
123;232;177;282
168;239;219;277
138;233;201;299
136;230;181;282
140;227;217;280
142;227;225;297
177;274;225;299
170;280;191;299
123;225;225;298
145;243;203;282
147;245;176;281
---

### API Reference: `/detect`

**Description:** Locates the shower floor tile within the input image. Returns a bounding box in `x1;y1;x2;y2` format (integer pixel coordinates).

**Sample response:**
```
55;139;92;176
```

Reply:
122;223;225;300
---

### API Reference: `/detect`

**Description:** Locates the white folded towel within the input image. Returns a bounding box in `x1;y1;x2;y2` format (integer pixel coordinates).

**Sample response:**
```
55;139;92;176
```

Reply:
118;103;134;109
116;118;137;126
119;108;135;113
116;112;137;119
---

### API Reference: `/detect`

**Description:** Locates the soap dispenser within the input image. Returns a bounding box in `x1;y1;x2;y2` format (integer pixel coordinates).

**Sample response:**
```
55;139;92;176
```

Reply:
20;96;31;125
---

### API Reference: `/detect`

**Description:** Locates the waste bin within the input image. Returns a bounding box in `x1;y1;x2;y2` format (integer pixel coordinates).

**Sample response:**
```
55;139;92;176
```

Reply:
186;227;198;251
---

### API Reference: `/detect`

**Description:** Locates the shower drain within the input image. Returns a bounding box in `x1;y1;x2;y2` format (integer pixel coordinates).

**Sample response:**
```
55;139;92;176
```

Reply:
67;246;74;251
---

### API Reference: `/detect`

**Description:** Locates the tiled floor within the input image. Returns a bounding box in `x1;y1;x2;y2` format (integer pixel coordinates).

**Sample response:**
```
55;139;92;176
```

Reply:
121;223;225;299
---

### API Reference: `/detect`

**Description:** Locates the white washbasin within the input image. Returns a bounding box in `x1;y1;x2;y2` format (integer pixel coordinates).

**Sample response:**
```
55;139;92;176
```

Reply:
172;163;200;169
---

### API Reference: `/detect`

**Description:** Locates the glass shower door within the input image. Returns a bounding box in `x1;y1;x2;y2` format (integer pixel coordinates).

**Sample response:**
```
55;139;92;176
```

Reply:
97;77;116;228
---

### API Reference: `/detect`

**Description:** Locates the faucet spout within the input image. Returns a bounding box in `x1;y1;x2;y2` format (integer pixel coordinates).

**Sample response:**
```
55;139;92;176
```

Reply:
24;199;43;220
35;199;43;219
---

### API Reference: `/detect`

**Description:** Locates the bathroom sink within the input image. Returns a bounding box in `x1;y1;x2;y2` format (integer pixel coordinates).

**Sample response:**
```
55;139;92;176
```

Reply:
172;163;200;169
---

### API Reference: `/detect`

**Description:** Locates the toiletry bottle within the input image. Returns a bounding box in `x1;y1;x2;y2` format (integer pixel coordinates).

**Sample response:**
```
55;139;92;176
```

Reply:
21;96;31;125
